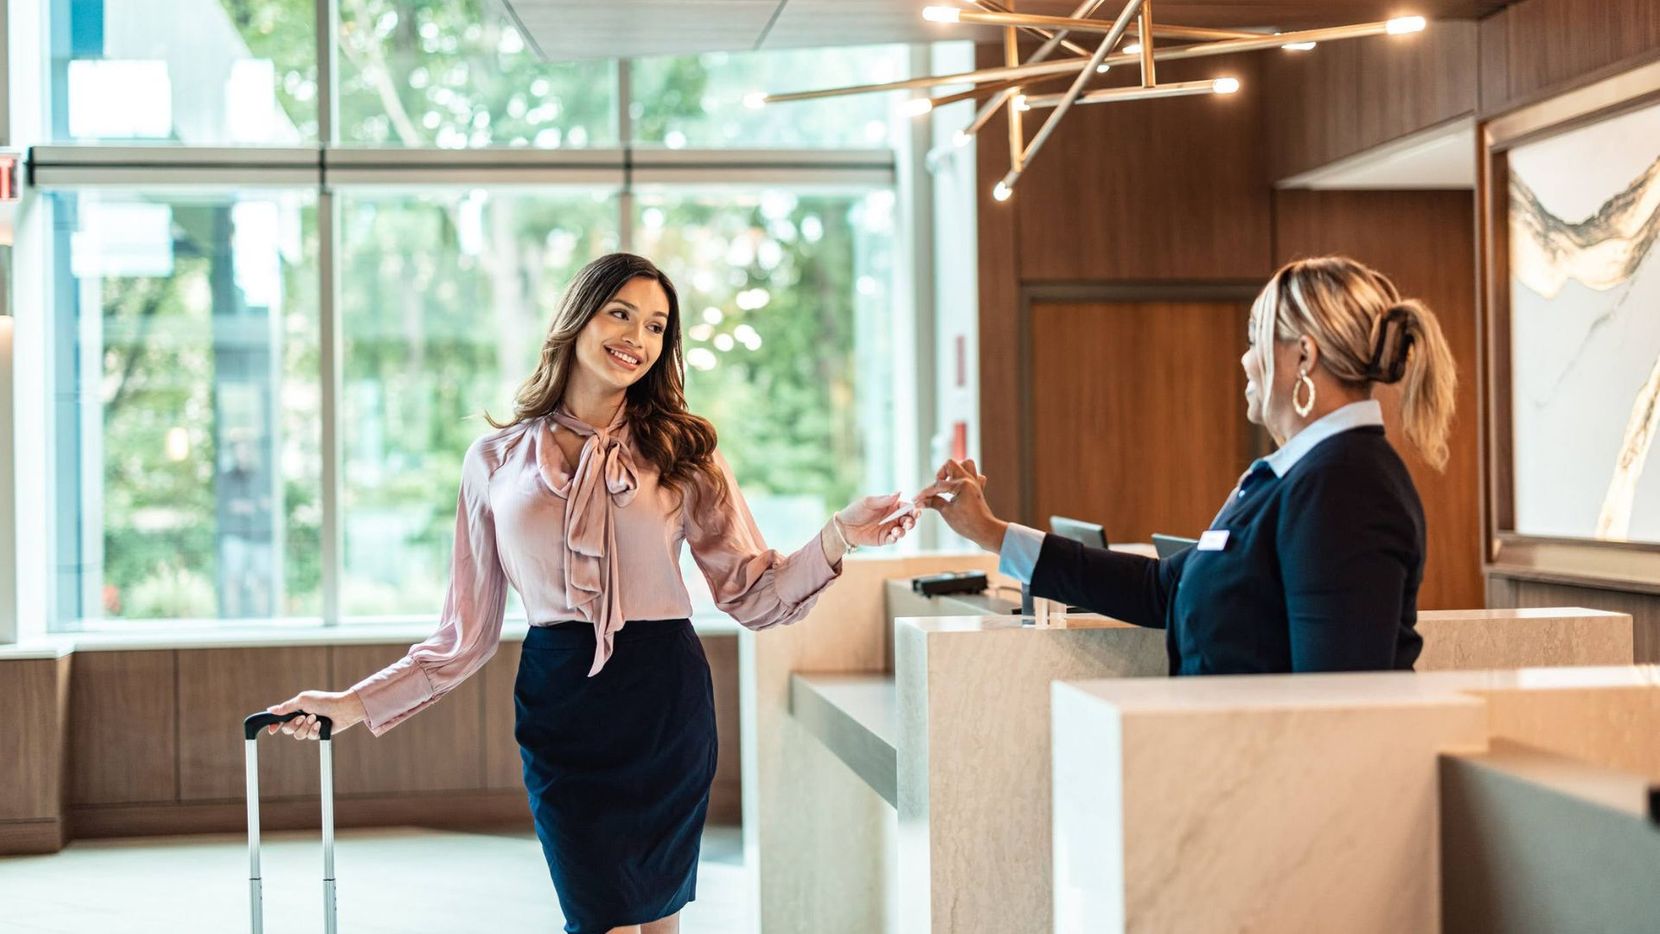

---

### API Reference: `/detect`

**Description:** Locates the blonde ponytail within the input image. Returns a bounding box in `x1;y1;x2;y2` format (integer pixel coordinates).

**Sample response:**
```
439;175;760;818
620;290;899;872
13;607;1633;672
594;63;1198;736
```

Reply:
1387;299;1456;471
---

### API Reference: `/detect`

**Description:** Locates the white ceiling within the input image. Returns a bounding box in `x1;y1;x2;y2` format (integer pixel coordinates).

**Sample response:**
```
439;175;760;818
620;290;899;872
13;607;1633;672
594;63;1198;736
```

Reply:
1277;117;1476;190
494;0;962;60
494;0;1510;60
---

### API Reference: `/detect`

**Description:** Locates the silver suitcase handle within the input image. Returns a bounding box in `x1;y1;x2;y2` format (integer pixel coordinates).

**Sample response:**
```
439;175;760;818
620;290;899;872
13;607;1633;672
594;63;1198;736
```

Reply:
243;712;337;934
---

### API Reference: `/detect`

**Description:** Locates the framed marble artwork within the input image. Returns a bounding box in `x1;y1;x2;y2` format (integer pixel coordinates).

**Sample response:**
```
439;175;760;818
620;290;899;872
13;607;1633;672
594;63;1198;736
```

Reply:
1484;60;1660;585
1508;100;1660;542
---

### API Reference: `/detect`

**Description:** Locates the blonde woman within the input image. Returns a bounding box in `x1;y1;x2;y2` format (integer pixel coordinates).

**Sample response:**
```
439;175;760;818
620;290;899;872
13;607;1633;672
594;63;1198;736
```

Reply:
923;255;1456;674
262;253;918;933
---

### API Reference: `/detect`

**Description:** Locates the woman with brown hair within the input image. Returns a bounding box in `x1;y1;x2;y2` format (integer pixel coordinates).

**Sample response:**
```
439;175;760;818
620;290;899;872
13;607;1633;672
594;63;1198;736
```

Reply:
263;252;918;933
923;255;1457;675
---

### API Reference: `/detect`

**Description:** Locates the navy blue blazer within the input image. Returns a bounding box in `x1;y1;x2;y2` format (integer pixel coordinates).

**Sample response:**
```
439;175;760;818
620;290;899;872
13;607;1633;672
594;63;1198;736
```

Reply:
1029;425;1426;674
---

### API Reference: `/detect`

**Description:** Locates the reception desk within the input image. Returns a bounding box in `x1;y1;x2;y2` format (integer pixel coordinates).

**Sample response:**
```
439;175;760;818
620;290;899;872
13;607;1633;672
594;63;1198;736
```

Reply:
754;549;1635;934
739;551;1001;934
1051;666;1660;934
893;615;1164;934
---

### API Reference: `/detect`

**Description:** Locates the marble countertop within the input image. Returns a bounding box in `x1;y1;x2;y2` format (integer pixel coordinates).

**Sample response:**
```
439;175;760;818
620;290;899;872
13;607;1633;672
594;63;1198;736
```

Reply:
896;613;1137;634
1417;606;1629;621
1056;665;1660;712
790;672;899;806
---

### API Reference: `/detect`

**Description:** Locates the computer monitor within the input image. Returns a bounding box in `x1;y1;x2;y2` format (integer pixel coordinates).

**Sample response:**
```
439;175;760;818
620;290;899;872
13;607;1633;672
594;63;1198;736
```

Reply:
1042;516;1107;618
1151;533;1199;559
1049;515;1108;548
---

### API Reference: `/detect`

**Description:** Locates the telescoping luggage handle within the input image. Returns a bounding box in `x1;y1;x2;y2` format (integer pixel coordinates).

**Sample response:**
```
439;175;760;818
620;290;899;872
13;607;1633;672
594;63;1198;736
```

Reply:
243;711;337;934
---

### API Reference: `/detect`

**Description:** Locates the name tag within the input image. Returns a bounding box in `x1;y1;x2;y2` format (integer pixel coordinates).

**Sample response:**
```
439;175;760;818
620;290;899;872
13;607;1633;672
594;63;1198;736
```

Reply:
1198;530;1231;551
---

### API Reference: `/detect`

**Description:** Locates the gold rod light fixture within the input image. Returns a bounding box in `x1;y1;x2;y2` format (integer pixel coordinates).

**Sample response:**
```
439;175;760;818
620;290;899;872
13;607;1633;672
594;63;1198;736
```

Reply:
761;18;1422;106
1021;77;1237;109
1137;23;1263;41
1138;0;1156;86
925;72;1074;112
959;0;1118;141
1095;16;1434;65
761;57;1092;105
997;0;1143;201
1005;25;1024;173
942;8;1257;41
971;0;1094;58
760;5;1430;200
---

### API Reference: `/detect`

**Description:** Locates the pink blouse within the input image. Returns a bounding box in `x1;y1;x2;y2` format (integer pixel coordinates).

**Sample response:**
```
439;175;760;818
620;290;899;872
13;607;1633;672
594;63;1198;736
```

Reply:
348;405;842;737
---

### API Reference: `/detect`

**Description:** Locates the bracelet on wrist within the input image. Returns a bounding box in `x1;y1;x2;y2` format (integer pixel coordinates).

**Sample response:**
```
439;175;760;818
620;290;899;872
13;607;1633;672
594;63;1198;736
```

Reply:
832;514;858;554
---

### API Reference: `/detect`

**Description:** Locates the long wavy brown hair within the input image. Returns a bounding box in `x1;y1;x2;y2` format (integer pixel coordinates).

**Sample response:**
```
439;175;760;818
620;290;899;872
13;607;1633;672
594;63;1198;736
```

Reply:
486;252;725;503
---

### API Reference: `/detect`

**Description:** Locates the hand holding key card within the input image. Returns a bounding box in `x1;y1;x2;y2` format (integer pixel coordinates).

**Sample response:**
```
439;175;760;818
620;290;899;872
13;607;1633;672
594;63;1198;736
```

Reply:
915;458;1008;553
836;492;921;547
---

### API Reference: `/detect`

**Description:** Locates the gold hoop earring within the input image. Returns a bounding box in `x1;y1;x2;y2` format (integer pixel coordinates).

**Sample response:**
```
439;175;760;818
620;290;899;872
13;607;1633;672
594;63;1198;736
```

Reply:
1293;370;1316;418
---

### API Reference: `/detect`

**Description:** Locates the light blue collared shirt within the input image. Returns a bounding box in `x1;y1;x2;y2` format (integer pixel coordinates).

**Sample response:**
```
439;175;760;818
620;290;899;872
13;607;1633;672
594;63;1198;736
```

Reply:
997;399;1387;584
1260;399;1384;478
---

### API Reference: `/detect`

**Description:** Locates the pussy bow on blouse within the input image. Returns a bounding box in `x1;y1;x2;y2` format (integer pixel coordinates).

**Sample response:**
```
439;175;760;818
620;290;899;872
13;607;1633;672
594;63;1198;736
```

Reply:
542;405;639;676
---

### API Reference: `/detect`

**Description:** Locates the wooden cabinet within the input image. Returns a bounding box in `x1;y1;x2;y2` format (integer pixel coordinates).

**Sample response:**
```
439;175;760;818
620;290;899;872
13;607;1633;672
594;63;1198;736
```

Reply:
67;650;177;806
0;657;70;854
0;631;742;854
330;644;488;796
0;658;69;821
177;647;331;801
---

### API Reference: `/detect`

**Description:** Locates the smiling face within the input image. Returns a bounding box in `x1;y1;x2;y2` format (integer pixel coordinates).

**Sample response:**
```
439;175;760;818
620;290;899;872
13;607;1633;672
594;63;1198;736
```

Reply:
572;276;671;393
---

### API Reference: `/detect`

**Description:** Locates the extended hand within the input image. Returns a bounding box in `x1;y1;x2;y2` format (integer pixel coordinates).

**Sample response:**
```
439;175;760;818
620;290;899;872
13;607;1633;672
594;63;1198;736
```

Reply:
837;492;920;548
915;459;1007;553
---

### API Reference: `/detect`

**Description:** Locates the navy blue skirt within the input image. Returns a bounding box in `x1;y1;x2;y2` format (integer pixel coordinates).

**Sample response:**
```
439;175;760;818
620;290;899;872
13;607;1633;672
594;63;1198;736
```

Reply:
514;618;717;933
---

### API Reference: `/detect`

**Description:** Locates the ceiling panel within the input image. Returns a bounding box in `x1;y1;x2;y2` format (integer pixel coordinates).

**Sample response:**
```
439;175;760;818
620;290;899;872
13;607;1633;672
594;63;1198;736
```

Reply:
761;0;966;50
500;0;1515;59
499;0;781;60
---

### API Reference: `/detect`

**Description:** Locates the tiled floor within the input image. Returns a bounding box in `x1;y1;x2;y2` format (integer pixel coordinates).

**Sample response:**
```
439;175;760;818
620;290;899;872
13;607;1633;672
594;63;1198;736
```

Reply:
0;825;747;933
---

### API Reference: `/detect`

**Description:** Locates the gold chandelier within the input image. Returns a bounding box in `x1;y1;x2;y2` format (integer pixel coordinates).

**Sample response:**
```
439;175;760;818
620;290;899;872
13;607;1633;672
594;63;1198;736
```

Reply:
749;1;1429;201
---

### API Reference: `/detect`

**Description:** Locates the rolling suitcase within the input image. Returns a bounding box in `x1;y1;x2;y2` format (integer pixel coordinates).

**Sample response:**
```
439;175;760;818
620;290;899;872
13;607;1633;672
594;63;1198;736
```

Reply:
242;711;338;934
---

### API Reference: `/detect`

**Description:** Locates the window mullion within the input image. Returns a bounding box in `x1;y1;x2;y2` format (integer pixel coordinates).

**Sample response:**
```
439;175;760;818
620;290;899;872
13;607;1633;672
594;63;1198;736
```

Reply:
318;189;342;627
319;0;339;147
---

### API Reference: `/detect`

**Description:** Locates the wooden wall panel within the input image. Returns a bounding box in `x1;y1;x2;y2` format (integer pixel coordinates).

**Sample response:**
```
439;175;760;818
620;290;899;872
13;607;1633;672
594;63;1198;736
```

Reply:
977;45;1271;521
1014;53;1273;282
0;658;69;821
3;631;747;854
703;633;742;825
1273;189;1483;610
68;650;177;806
0;820;65;855
1354;23;1479;148
1479;8;1511;112
1263;22;1479;180
1263;39;1365;183
977;43;1025;522
1481;0;1660;115
176;647;331;801
331;644;486;795
481;638;526;790
1487;574;1660;664
1027;300;1254;542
